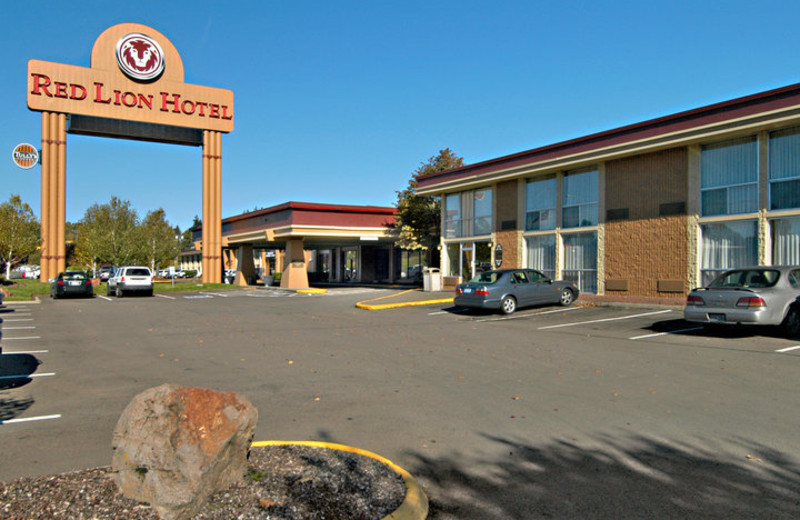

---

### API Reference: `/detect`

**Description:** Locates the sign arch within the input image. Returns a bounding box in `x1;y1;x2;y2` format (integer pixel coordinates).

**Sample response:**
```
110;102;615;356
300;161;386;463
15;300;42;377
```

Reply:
27;23;233;283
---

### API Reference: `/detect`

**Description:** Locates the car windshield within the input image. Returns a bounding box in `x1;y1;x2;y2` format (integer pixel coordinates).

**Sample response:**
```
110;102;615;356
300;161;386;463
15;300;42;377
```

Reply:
709;269;780;289
470;271;501;284
127;268;150;276
63;272;88;281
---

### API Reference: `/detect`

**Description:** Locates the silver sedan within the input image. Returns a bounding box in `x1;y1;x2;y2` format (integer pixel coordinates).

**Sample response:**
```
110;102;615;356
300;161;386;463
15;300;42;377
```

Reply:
455;269;579;315
684;265;800;337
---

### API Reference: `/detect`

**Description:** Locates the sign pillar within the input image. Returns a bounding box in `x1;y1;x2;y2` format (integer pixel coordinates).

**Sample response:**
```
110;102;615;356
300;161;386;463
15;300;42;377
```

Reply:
40;111;67;282
202;130;222;283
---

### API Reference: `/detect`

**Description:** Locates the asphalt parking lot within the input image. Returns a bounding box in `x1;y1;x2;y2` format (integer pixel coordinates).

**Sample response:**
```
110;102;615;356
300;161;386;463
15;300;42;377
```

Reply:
2;288;800;519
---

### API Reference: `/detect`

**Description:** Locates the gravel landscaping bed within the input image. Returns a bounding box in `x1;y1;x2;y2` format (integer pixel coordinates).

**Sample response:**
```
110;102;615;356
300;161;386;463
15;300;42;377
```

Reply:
0;444;406;519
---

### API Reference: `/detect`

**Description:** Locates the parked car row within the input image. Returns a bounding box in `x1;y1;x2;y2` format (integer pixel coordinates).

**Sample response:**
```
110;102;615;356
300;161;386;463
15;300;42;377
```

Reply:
49;266;154;299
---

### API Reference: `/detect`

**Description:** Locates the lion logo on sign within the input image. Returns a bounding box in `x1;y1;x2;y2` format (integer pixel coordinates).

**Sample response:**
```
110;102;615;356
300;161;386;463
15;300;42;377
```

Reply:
116;33;165;81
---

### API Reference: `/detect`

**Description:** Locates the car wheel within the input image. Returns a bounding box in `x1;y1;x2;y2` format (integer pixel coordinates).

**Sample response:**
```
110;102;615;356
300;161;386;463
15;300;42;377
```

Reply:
559;288;575;306
501;295;517;315
781;306;800;339
116;286;123;298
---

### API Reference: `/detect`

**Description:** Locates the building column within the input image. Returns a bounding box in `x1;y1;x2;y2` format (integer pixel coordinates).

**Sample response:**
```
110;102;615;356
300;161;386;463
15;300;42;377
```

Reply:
202;130;222;283
40;112;67;282
281;238;309;289
234;245;256;286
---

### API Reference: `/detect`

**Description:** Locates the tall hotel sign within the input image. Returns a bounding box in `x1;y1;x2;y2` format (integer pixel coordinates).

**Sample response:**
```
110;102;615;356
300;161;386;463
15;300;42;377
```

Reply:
27;23;233;283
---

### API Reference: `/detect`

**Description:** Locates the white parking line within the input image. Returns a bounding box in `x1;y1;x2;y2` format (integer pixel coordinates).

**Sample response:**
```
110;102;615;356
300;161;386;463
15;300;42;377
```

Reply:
2;318;34;322
538;309;673;330
97;295;113;301
477;306;581;322
629;327;705;340
0;372;55;380
155;294;176;300
776;345;800;353
0;414;61;425
0;350;49;354
201;292;228;297
3;326;36;330
428;309;470;316
2;336;41;340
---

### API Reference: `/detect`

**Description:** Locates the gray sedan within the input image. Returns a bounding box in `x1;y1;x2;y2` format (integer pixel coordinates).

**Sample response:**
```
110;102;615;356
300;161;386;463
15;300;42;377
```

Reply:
455;269;579;315
684;266;800;337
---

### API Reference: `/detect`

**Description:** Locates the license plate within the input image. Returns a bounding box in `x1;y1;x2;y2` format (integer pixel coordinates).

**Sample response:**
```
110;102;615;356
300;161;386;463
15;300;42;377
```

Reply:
709;313;726;322
463;288;472;294
69;281;81;286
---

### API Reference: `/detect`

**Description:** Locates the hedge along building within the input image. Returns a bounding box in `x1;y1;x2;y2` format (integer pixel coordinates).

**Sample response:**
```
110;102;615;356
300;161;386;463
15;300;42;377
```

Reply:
27;23;232;283
416;83;800;299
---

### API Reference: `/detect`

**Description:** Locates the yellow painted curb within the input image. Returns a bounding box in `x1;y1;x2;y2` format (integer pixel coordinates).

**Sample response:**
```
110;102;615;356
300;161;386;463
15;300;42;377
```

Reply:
356;298;454;310
297;288;328;294
251;440;428;520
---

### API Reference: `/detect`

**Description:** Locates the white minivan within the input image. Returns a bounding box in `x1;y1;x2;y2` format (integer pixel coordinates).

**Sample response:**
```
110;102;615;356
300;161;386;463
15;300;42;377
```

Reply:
107;266;154;297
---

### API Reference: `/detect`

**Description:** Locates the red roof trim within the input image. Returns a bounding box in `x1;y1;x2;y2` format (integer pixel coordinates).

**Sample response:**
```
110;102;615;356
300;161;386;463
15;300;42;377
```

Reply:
418;82;800;188
222;201;396;225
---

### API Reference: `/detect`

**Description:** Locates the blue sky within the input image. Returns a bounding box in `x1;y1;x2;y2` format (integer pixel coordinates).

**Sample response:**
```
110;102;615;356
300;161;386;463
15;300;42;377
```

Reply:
2;1;799;231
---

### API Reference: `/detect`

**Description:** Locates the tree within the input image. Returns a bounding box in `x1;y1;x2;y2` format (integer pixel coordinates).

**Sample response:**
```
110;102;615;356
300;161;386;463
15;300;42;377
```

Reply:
139;209;180;272
395;149;464;266
74;197;139;270
0;195;40;279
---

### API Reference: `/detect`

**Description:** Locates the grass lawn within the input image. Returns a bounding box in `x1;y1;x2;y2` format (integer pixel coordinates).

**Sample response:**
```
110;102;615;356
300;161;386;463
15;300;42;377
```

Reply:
1;278;242;301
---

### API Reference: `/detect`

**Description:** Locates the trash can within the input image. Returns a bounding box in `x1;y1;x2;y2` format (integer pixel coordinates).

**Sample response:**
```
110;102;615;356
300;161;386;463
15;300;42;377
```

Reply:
423;268;441;292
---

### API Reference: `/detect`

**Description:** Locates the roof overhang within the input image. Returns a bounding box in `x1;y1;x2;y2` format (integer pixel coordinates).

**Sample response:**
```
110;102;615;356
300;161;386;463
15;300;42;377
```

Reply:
417;82;800;194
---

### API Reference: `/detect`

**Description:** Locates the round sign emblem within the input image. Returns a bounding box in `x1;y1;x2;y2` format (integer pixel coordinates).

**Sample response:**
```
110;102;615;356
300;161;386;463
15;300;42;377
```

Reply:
116;33;165;81
12;143;39;169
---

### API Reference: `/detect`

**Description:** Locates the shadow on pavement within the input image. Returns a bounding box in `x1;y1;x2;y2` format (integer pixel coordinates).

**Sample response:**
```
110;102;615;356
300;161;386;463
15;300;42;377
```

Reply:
0;353;41;390
409;433;800;519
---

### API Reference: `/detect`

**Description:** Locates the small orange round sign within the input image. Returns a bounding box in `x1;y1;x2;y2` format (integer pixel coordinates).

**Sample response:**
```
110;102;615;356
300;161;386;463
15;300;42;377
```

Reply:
12;143;39;169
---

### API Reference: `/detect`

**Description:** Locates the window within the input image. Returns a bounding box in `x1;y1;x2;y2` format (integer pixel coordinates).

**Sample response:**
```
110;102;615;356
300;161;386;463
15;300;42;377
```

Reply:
700;136;758;216
473;188;492;236
444;189;492;238
769;127;800;211
772;217;800;265
563;232;598;293
526;235;556;280
525;176;557;230
709;269;780;288
562;168;598;228
700;220;758;286
444;194;462;238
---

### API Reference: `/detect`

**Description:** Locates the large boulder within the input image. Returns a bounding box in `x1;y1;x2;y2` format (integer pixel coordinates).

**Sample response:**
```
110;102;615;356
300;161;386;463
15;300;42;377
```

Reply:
111;384;258;520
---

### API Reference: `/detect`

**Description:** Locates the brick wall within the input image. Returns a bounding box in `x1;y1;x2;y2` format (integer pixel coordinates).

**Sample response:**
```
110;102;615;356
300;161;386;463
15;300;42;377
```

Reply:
604;148;689;297
495;230;520;269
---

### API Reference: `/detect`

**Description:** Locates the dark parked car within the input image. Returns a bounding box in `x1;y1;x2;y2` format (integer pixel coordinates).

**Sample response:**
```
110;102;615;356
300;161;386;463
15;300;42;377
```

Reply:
50;271;94;299
684;265;800;337
455;268;579;315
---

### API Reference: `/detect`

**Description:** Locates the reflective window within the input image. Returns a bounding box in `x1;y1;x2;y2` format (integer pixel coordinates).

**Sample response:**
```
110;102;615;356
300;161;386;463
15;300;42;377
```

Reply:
562;168;598;228
563;232;598;293
769;127;800;210
526;235;556;280
473;189;492;236
444;194;462;239
525;176;557;231
700;136;758;216
700;220;758;286
772;217;800;265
